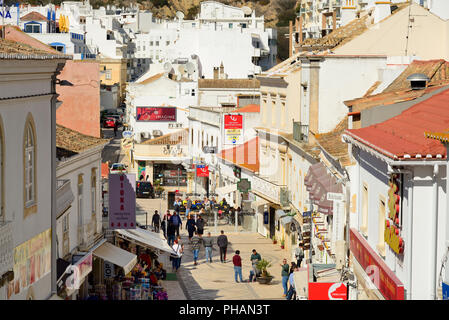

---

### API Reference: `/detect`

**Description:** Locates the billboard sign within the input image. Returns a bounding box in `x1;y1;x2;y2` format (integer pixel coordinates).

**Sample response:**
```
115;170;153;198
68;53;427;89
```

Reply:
109;173;136;229
136;107;176;122
224;114;243;145
196;165;209;177
308;282;347;300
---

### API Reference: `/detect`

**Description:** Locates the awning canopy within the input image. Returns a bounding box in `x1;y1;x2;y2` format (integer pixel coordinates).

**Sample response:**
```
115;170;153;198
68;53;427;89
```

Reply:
115;228;180;257
305;162;343;215
275;209;288;220
215;183;237;196
280;215;294;226
93;242;137;275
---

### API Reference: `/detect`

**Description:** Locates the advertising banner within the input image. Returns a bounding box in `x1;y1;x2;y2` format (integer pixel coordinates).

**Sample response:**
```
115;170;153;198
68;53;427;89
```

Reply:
308;282;347;300
109;173;136;229
196;165;209;177
136;107;176;122
224;114;243;145
66;253;93;290
8;229;52;299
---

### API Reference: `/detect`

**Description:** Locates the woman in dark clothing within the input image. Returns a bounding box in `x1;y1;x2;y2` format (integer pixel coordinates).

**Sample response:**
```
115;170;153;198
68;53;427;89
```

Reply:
167;221;176;246
186;216;196;240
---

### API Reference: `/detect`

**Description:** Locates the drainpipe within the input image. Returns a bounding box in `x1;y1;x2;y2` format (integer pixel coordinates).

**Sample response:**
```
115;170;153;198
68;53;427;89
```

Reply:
431;164;439;300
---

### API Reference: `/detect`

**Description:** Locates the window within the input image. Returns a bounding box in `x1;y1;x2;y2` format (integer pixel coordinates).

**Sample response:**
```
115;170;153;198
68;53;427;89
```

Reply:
91;168;97;215
166;41;170;46
155;41;159;46
106;69;112;80
361;183;368;236
77;175;84;243
25;23;41;33
24;116;37;215
229;23;233;28
150;41;153;46
377;197;386;257
51;45;65;53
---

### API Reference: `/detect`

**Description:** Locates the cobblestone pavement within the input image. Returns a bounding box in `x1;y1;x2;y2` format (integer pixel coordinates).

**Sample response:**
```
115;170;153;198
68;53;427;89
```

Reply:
175;225;291;300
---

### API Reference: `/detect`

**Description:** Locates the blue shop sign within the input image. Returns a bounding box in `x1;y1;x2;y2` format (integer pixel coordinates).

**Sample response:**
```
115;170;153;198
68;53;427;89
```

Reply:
443;282;449;300
302;210;312;217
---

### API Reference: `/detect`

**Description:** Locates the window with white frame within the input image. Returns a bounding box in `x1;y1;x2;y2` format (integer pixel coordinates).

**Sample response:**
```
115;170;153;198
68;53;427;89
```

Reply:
106;69;112;80
24;122;35;207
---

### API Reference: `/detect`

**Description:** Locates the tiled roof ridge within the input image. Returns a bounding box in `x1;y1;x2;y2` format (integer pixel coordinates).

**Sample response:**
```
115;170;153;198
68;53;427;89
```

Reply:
56;124;109;153
21;11;49;21
138;72;165;84
0;38;70;59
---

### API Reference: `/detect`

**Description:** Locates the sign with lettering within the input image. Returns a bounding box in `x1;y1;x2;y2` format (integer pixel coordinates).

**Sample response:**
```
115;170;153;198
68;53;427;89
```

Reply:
385;174;403;254
308;282;347;300
224;114;243;145
136;107;176;122
350;228;404;300
196;165;209;177
109;173;136;229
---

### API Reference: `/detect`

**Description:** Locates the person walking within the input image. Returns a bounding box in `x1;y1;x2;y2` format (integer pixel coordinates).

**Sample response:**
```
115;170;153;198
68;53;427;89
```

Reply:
196;215;205;236
249;249;262;282
191;231;202;266
287;262;298;300
151;210;160;233
185;215;196;240
295;243;304;268
185;196;192;218
174;197;182;217
204;197;211;215
232;250;243;283
203;232;214;263
167;220;176;247
170;211;182;237
172;238;183;272
281;258;290;297
217;230;228;263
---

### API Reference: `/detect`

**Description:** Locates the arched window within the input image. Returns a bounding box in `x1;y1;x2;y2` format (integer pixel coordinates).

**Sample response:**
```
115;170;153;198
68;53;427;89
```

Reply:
24;114;37;217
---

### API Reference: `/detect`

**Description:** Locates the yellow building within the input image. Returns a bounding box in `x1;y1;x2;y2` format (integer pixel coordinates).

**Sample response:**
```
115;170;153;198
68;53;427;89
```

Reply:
97;56;128;103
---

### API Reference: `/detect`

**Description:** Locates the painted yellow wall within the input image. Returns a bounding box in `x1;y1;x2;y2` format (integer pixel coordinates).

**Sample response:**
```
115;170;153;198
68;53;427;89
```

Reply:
98;58;128;102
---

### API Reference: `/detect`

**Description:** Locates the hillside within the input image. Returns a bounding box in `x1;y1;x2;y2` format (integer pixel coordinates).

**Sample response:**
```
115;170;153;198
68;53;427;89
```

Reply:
17;0;297;59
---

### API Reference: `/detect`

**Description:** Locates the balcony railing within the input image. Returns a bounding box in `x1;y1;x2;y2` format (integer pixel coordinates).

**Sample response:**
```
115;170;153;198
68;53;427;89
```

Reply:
293;121;309;143
252;175;286;205
0;221;13;277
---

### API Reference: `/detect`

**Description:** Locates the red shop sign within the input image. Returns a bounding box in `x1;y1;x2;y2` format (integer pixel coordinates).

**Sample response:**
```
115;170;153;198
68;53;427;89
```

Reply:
350;228;404;300
196;165;209;177
308;282;347;300
224;115;243;129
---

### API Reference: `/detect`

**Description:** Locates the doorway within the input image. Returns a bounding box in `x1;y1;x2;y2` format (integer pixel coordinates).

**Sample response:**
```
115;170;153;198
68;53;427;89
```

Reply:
269;206;275;239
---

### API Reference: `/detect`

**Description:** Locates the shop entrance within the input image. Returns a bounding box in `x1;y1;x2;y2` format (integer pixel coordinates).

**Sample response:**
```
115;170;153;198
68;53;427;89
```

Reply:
269;206;275;239
167;192;175;210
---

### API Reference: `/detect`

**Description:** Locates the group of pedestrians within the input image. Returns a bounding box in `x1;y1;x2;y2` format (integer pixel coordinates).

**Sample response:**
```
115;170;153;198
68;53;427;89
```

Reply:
232;248;262;283
281;243;304;300
189;231;229;266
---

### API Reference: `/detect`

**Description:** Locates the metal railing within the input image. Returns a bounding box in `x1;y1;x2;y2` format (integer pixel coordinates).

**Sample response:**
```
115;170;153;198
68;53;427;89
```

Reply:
293;121;309;142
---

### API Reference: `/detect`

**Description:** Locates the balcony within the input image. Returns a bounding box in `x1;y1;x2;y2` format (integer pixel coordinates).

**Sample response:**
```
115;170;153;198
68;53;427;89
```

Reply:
252;175;286;205
0;221;13;278
293;121;309;143
78;219;101;251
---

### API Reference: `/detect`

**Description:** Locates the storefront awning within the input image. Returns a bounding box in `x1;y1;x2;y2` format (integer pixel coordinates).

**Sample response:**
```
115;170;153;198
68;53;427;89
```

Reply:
275;209;288;220
215;183;237;196
115;228;180;257
280;215;294;226
93;242;137;275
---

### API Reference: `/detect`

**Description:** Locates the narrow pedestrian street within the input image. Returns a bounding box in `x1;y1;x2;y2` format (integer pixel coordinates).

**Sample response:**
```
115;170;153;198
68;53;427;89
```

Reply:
173;225;289;300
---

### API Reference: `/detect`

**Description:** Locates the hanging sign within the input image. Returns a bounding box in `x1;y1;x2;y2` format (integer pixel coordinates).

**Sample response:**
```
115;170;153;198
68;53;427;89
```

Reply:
196;165;209;177
224;114;243;145
109;173;136;229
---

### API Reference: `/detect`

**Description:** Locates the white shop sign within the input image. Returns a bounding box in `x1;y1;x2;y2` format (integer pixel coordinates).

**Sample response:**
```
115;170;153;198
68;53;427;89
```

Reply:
252;175;280;204
104;260;115;278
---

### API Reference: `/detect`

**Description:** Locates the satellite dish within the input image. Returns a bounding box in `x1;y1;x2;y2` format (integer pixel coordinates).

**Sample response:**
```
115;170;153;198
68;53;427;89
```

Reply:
176;11;185;20
163;62;173;72
178;65;186;74
186;62;196;75
241;6;252;15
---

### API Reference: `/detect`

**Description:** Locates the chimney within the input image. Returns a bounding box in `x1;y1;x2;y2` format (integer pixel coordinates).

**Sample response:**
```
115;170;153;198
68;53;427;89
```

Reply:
213;67;219;80
219;62;224;79
407;73;430;90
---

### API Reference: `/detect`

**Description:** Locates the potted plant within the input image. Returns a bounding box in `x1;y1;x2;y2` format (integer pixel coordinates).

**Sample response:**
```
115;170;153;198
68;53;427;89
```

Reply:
256;259;273;284
280;238;285;249
153;179;164;198
272;236;277;244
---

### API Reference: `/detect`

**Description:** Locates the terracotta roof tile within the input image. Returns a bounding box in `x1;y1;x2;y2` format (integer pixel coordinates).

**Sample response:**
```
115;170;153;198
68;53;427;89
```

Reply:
21;11;49;21
231;104;260;113
56;125;109;157
138;72;165;84
198;79;260;89
316;117;352;166
384;59;449;93
0;38;68;59
345;87;449;160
